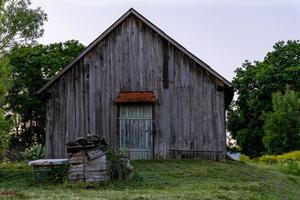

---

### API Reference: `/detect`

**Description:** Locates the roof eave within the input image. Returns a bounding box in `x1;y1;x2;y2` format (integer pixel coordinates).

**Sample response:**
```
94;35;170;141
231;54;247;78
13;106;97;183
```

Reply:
36;9;135;94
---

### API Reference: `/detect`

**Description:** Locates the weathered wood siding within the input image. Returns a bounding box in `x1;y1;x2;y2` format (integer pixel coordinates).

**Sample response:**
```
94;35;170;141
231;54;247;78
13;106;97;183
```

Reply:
45;15;226;160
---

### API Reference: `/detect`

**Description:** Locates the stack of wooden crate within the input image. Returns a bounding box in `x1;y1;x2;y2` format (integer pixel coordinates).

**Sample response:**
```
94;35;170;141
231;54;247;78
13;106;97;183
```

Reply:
66;135;108;183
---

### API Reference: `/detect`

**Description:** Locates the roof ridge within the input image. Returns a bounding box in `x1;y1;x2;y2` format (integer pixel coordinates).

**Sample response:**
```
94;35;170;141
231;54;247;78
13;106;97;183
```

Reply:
37;8;232;94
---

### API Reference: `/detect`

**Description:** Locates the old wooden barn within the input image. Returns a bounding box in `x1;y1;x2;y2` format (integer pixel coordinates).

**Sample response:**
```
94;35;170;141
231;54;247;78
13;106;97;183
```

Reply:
38;8;234;161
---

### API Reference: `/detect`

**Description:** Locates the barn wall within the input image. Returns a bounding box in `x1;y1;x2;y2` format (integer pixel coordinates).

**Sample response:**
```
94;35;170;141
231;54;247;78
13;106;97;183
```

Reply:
45;15;226;160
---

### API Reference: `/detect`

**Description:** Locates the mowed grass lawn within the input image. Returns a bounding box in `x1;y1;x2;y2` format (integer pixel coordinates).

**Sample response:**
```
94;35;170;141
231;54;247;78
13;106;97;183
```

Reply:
1;159;300;200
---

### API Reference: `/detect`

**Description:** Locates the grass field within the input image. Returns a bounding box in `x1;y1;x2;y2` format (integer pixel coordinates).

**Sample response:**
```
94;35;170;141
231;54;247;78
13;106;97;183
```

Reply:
0;159;300;200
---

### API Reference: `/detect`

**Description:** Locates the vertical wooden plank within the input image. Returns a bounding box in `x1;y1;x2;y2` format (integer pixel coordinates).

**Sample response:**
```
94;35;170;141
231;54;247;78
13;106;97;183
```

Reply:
61;77;67;157
88;54;96;135
101;39;108;143
199;68;205;151
49;87;55;158
54;85;60;158
209;79;216;151
129;16;139;91
161;88;171;158
44;99;50;158
107;34;112;145
110;32;118;149
79;59;84;138
145;25;155;91
83;59;90;137
189;61;197;151
139;20;147;90
215;82;221;151
74;62;80;139
45;92;53;158
70;67;76;142
162;41;169;89
65;73;70;149
95;43;103;138
57;80;62;158
182;56;191;151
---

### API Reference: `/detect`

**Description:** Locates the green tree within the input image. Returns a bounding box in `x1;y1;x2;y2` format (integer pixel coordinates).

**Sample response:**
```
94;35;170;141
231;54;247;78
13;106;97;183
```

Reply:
228;40;300;158
6;40;84;148
0;57;12;153
0;0;46;154
0;0;47;54
263;90;300;154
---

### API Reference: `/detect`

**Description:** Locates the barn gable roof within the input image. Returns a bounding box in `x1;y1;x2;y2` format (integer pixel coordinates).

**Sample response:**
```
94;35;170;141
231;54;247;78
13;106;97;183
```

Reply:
37;8;232;94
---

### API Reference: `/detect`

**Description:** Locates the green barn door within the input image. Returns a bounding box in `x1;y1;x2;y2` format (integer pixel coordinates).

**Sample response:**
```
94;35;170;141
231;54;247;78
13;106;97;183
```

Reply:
119;105;153;160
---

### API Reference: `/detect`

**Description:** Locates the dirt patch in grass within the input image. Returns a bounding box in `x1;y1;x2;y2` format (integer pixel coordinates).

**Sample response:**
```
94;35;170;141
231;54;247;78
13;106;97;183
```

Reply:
0;189;25;198
1;189;18;196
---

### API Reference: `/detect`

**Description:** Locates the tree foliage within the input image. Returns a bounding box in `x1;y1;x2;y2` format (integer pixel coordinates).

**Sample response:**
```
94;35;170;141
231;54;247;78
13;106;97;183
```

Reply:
228;40;300;158
0;0;46;154
263;90;300;155
0;0;47;54
0;57;12;153
6;40;84;148
0;110;12;153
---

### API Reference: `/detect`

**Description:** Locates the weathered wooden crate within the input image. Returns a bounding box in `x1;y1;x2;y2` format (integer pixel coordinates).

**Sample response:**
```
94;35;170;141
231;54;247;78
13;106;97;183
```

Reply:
68;149;108;183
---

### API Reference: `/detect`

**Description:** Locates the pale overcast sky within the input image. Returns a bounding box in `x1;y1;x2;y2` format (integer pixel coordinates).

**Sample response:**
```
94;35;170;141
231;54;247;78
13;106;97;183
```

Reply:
32;0;300;81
